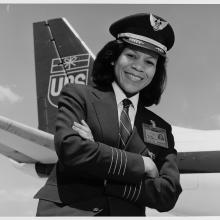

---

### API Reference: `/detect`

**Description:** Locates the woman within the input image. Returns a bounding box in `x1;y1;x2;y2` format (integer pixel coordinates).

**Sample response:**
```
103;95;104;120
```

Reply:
35;12;182;216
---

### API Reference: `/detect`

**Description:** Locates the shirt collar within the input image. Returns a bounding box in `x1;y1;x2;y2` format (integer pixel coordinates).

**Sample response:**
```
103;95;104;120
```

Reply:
112;81;139;110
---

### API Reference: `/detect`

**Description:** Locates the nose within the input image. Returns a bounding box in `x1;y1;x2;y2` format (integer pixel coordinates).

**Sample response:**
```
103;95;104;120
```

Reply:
131;60;144;72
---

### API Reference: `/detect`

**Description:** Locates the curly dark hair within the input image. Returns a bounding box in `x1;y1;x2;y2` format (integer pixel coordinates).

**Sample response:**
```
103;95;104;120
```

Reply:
92;40;167;106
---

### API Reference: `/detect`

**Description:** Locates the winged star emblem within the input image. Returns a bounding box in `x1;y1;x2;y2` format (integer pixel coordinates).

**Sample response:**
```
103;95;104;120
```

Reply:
150;14;168;31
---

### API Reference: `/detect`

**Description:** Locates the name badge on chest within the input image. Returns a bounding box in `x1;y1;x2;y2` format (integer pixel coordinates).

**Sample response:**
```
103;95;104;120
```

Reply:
142;120;168;148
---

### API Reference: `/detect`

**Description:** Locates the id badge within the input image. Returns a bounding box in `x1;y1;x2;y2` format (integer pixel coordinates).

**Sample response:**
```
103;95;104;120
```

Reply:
142;122;168;148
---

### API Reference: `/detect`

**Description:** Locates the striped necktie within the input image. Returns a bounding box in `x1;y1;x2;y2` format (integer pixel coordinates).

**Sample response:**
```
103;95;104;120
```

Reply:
119;99;132;149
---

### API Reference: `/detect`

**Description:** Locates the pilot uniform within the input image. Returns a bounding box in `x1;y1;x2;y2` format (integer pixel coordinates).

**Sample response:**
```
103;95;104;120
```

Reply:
34;13;182;216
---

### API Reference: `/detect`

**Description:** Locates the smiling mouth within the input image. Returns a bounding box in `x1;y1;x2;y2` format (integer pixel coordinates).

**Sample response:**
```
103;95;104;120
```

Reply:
125;72;143;81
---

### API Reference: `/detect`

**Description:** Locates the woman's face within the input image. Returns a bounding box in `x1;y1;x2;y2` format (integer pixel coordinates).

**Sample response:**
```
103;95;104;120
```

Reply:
114;47;158;96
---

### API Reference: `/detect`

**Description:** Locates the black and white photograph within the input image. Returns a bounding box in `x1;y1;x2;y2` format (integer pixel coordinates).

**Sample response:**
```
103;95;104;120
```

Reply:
0;2;220;217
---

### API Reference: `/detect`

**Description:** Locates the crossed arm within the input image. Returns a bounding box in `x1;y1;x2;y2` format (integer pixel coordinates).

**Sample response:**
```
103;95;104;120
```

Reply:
72;120;182;212
72;120;159;178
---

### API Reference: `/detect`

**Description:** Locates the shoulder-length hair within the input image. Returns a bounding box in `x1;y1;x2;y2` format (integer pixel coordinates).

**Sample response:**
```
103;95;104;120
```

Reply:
92;40;167;106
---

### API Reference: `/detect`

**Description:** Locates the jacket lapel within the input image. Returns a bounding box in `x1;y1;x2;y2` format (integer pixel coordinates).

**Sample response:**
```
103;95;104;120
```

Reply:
91;87;151;155
91;88;119;148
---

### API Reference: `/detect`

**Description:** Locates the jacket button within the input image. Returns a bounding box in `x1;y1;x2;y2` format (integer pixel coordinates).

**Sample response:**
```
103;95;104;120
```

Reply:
93;208;100;212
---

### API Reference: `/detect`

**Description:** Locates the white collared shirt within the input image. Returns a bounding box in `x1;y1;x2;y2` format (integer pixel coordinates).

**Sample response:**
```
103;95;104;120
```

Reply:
112;81;139;129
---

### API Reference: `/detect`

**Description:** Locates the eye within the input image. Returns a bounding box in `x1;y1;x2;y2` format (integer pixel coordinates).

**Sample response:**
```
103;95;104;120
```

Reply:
126;52;136;59
145;60;156;66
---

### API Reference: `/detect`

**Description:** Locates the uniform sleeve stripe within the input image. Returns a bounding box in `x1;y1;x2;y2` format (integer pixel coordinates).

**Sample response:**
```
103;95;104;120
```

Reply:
118;149;123;175
122;151;127;176
126;185;132;199
108;147;114;175
112;148;119;175
130;184;137;201
122;185;127;198
134;181;142;202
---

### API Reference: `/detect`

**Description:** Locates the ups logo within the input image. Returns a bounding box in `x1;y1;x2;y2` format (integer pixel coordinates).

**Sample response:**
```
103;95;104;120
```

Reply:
48;54;90;108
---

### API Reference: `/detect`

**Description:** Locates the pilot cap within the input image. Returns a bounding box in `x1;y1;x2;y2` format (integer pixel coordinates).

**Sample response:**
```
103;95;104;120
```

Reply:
109;13;175;56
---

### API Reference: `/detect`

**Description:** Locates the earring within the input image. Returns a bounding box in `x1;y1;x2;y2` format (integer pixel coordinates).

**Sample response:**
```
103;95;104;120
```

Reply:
111;62;114;66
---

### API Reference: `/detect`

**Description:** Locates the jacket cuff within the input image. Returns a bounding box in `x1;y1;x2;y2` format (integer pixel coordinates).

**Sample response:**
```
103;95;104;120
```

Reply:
105;146;145;184
105;180;143;203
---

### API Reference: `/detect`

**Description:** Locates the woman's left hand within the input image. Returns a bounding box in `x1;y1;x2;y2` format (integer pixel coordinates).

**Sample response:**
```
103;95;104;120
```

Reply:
72;120;94;142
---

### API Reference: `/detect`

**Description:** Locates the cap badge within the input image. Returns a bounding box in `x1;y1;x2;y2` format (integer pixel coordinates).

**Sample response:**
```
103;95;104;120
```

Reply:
150;14;168;31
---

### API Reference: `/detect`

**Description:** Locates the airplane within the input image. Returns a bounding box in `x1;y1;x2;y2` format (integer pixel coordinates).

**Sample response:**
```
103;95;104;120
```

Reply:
0;17;220;216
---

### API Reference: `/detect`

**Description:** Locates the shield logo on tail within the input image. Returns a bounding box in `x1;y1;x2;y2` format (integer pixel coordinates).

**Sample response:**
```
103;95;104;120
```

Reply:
48;54;90;108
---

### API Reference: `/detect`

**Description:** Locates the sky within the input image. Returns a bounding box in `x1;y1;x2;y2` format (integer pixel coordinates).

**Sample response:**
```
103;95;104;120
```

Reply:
1;3;220;130
0;3;220;216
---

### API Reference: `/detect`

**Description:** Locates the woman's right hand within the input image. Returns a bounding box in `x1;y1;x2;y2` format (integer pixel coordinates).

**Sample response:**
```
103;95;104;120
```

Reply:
72;120;94;142
142;156;159;178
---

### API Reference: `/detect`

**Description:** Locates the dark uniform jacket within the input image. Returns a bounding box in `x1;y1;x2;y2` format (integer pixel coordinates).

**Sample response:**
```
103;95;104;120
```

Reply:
34;83;182;216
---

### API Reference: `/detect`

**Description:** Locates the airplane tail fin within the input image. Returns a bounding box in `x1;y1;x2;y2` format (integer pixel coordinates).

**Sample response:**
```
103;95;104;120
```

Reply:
33;18;95;134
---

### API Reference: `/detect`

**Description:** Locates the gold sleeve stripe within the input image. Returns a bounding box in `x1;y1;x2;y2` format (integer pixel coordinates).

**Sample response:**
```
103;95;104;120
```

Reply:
134;181;142;202
112;148;119;175
122;151;127;176
122;184;127;198
130;184;137;201
126;185;132;199
118;149;123;175
108;147;114;175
